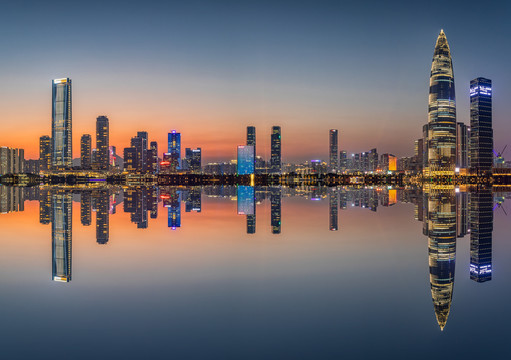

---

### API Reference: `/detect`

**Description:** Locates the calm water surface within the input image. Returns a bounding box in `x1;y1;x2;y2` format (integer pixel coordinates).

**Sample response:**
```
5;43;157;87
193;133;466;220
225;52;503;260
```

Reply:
0;185;509;359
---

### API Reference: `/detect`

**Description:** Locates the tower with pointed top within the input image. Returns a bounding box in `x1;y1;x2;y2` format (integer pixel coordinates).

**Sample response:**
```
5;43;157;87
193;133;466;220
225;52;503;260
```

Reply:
424;30;456;176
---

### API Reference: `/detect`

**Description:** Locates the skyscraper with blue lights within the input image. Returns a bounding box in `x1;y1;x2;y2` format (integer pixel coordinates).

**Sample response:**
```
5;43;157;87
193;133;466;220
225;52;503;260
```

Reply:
470;77;493;174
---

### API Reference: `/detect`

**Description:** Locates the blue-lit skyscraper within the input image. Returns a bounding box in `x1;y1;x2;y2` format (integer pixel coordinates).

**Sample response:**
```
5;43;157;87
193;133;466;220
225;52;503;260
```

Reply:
51;78;72;169
237;145;255;175
165;189;181;229
168;131;181;171
237;186;255;216
470;77;493;174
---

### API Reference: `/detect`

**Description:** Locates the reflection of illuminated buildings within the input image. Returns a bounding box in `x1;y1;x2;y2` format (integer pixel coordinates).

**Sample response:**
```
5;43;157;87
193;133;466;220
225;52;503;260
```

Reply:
163;189;181;229
184;189;201;213
469;189;493;282
424;189;456;330
270;187;281;234
95;190;110;244
329;188;338;231
80;191;92;226
52;191;72;283
381;189;397;207
0;186;24;213
124;188;148;228
455;191;469;238
237;186;255;234
39;189;52;225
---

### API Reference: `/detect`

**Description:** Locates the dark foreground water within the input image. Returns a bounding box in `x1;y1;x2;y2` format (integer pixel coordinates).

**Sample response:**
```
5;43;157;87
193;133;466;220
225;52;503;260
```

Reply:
0;185;509;359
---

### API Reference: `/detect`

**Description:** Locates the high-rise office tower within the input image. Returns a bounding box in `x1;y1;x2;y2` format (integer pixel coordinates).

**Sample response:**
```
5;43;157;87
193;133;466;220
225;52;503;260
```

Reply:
95;116;109;171
469;77;493;174
52;190;72;282
270;126;281;174
247;126;256;171
39;135;52;171
368;148;378;172
168;131;181;172
80;134;92;170
149;141;158;174
123;147;137;172
237;146;255;175
137;131;148;172
455;122;469;170
130;136;144;172
51;78;72;169
425;31;456;175
339;150;347;173
414;139;424;173
329;130;338;173
470;189;493;282
17;149;24;173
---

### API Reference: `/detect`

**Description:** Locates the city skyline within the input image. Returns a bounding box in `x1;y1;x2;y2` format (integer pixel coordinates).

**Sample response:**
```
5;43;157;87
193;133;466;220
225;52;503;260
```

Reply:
1;1;511;163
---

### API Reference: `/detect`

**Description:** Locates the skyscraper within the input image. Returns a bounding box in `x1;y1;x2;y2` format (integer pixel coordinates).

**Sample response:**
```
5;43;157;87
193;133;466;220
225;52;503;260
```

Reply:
425;31;456;176
149;141;159;174
470;77;493;174
39;135;52;172
80;134;92;170
80;191;92;226
270;126;281;174
95;116;109;171
51;78;72;169
247;126;256;171
168;131;181;172
329;188;338;231
329;129;338;173
270;187;281;234
137;131;148;172
455;122;469;170
237;146;255;175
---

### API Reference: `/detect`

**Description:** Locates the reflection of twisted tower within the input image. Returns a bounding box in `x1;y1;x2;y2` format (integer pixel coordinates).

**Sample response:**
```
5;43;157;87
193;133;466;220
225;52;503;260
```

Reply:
424;188;456;330
52;190;72;282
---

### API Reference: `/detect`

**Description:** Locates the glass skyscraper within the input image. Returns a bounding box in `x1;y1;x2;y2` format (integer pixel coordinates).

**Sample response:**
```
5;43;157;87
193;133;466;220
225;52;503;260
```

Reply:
168;131;181;171
425;31;456;175
270;126;281;174
51;78;72;170
455;122;469;170
95;116;109;171
247;126;256;171
80;134;92;170
237;145;255;175
470;77;493;174
39;135;52;172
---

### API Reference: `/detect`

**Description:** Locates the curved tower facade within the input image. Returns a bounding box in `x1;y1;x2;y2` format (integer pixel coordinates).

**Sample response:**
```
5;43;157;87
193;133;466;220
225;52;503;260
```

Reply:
425;30;456;175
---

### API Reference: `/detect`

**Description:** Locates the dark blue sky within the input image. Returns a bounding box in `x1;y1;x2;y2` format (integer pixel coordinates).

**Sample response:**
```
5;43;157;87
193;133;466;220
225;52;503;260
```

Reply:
1;0;510;161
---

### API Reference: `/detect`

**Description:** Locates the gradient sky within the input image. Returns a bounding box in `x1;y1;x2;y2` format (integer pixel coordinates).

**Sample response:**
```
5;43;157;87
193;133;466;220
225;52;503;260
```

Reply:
0;0;510;162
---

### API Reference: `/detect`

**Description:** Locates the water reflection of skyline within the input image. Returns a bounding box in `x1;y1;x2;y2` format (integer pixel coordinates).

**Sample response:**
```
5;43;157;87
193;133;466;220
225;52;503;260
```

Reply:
0;184;507;330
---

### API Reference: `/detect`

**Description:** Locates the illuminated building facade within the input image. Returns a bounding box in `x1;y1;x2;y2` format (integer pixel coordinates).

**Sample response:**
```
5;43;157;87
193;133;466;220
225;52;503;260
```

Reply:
51;191;72;282
39;135;52;171
270;126;281;174
80;191;92;226
123;147;137;172
339;150;347;173
0;147;23;175
237;145;255;175
247;126;256;171
470;77;493;174
469;189;493;282
424;189;456;330
425;31;456;175
95;116;109;171
329;129;338;173
51;78;72;169
149;141;159;174
80;134;92;170
137;131;148;172
237;186;255;216
455;123;469;170
39;189;51;225
168;131;181;171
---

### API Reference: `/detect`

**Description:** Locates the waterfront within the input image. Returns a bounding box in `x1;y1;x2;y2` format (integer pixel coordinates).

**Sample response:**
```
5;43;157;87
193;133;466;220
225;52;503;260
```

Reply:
0;185;509;359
